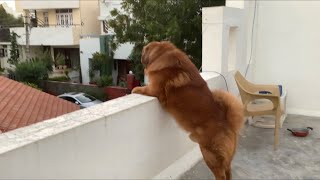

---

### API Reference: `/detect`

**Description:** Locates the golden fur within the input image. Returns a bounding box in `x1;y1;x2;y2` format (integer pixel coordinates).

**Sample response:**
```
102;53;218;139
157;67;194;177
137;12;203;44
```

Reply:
132;41;244;180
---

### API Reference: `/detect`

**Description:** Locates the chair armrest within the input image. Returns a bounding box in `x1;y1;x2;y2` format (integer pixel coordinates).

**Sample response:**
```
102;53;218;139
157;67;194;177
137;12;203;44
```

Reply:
251;84;280;96
244;93;281;109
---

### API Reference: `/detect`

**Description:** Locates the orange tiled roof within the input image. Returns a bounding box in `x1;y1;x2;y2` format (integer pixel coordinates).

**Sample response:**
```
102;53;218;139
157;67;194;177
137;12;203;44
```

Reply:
0;76;80;132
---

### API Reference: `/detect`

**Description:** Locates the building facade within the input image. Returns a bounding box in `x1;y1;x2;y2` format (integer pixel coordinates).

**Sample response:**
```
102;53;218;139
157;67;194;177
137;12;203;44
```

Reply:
10;0;101;82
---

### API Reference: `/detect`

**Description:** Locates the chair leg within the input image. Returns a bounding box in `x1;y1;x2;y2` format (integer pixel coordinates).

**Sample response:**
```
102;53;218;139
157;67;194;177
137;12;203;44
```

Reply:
247;116;254;125
274;107;281;150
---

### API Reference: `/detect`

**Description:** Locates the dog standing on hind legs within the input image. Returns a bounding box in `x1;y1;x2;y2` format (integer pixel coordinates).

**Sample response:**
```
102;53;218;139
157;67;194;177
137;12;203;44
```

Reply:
132;41;244;180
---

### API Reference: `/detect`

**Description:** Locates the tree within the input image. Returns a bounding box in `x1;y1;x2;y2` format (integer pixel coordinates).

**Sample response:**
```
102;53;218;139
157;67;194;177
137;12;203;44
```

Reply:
108;0;225;81
89;52;113;85
0;4;23;28
7;31;20;65
15;61;48;84
90;52;113;76
29;50;54;72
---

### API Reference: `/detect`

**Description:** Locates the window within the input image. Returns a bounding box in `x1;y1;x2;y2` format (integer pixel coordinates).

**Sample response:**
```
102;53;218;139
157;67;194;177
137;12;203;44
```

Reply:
0;45;8;57
75;94;96;103
56;9;73;26
60;97;78;104
0;49;4;57
103;20;108;33
43;12;49;26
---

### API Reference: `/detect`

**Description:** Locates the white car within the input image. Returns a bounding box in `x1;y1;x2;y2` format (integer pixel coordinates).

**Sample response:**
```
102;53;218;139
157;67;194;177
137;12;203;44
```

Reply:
58;92;103;108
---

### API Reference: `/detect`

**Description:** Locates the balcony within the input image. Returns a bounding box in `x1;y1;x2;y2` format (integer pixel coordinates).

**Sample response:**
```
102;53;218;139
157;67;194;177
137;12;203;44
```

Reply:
1;2;320;179
19;0;79;10
10;26;81;46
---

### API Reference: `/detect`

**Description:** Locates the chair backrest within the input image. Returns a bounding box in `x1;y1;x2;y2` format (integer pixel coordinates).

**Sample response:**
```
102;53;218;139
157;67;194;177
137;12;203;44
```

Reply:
234;71;256;106
234;71;253;94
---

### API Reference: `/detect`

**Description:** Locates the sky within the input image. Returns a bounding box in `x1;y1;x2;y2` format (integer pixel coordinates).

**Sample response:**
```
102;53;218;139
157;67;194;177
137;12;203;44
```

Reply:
0;0;15;10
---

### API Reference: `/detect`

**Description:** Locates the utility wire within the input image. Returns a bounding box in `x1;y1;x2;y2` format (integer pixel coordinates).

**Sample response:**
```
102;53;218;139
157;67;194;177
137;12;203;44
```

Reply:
245;0;257;78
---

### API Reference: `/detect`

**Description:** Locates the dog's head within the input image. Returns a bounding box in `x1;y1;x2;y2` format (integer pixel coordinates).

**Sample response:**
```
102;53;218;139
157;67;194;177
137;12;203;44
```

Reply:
141;41;176;68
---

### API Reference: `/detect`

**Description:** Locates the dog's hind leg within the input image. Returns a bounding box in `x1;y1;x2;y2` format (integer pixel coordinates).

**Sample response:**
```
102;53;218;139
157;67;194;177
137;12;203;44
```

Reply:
225;165;232;180
200;146;227;180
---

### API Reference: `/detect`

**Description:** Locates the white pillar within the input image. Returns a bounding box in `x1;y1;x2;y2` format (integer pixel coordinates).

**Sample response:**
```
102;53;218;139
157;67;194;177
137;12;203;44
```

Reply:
202;7;244;74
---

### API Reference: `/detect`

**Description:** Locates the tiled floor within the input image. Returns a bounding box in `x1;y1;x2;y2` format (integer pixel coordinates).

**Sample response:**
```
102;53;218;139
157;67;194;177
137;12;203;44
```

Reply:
180;115;320;179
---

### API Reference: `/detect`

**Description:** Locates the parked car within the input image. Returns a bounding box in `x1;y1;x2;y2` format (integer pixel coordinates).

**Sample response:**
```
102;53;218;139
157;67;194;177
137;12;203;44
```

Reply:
58;92;103;108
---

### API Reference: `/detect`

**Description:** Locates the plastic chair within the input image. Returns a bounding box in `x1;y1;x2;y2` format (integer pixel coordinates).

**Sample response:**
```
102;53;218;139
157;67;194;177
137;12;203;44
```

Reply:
234;71;281;150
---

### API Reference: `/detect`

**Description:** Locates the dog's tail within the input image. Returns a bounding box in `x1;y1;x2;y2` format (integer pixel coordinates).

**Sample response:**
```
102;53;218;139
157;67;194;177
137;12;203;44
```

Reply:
211;89;244;133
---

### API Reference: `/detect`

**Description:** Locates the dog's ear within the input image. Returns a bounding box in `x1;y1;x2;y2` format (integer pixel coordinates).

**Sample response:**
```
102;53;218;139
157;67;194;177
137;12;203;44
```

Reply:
141;42;161;67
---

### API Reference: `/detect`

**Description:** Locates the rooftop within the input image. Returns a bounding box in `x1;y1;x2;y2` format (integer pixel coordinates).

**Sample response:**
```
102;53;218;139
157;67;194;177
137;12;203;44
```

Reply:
0;77;80;132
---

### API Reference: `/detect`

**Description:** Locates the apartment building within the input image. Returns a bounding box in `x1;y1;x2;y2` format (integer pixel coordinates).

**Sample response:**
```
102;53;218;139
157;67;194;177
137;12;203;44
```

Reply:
80;0;133;84
10;0;100;80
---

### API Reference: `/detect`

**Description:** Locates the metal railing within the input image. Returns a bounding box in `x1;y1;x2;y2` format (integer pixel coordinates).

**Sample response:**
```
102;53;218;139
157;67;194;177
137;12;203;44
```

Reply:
30;18;81;28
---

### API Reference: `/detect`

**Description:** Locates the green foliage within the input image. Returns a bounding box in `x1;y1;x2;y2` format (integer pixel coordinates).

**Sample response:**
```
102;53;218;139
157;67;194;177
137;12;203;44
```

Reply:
109;0;225;81
6;68;15;78
88;68;95;80
29;50;54;72
39;50;54;71
8;31;20;65
91;52;106;71
89;52;113;83
64;69;69;76
96;75;113;87
15;61;48;84
48;76;70;82
0;5;23;27
128;43;144;80
118;80;128;88
0;67;4;73
55;53;65;66
22;82;42;91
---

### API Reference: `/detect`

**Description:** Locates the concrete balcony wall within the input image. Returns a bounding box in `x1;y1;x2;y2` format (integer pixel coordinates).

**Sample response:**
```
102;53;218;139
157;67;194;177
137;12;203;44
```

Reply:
247;1;320;116
10;26;81;46
19;0;79;10
0;72;234;179
226;0;320;117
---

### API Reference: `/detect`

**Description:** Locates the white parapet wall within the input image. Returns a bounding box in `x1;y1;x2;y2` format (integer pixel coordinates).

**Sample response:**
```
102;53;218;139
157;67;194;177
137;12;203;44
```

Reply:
10;26;81;46
0;72;233;179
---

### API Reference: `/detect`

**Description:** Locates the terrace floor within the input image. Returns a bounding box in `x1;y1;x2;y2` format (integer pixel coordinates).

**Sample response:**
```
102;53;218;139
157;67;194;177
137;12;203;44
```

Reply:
180;115;320;179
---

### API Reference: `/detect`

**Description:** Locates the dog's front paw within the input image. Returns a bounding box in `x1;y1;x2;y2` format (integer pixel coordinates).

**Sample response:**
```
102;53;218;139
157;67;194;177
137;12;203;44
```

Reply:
132;87;144;94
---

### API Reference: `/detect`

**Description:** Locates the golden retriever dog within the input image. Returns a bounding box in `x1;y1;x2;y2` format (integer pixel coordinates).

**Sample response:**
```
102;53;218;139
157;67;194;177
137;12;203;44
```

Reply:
132;41;244;180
